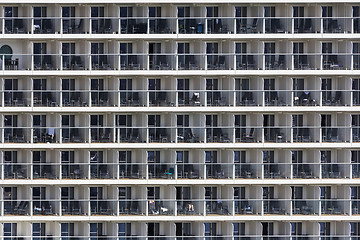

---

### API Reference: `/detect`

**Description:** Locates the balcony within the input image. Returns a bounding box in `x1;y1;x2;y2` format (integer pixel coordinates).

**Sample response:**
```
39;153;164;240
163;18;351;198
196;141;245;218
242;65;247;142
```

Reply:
148;127;175;143
4;164;28;179
265;18;291;33
1;162;355;180
148;164;175;179
293;91;318;106
321;163;347;179
264;91;289;106
206;54;233;70
263;199;289;215
117;128;146;143
205;199;231;215
61;164;83;179
148;200;174;215
293;17;321;33
264;127;290;143
235;163;258;179
235;127;261;143
264;54;289;70
293;127;317;142
0;16;356;35
149;91;175;107
4;200;30;215
33;18;59;34
293;163;318;179
263;163;289;179
292;200;319;215
177;200;202;215
323;17;351;34
90;200;116;215
205;163;232;179
4;90;29;107
0;53;356;72
177;128;202;143
33;91;59;107
33;164;58;179
33;54;57;70
149;54;176;70
236;17;263;34
207;18;234;34
119;199;146;215
177;164;201;179
4;18;30;34
4;127;29;143
0;125;356;145
61;200;86;215
178;54;204;70
62;127;86;143
120;18;148;34
321;200;349;215
322;54;350;70
33;200;57;215
178;18;205;34
62;17;88;34
120;54;146;70
119;163;145;179
62;91;88;107
235;54;261;70
33;128;59;143
90;164;112;179
234;199;261;215
91;18;116;34
91;54;116;70
293;54;321;70
62;55;87;70
321;127;350;143
149;18;176;34
119;91;146;106
90;127;114;143
206;127;232;143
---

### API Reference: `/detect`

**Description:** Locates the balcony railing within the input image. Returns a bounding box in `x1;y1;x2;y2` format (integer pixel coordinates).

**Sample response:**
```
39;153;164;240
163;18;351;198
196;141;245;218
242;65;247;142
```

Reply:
1;198;360;217
0;90;358;108
0;126;356;144
0;235;352;240
0;53;358;72
0;17;359;35
0;162;358;180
